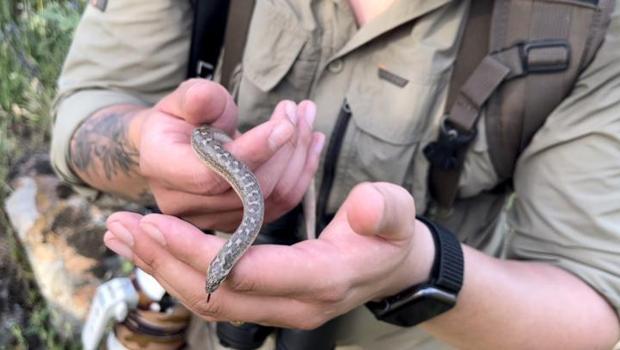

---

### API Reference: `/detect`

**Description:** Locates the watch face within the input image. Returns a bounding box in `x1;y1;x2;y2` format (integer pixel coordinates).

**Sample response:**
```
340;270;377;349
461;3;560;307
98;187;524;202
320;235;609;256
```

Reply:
393;287;457;309
388;297;454;327
380;287;457;327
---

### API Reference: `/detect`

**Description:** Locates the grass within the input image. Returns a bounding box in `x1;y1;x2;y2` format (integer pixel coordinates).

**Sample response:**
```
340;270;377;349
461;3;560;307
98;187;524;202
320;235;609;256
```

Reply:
0;0;84;348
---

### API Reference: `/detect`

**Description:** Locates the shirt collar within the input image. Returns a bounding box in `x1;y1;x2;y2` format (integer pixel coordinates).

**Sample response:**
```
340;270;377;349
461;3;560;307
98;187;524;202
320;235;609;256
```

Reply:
332;0;454;60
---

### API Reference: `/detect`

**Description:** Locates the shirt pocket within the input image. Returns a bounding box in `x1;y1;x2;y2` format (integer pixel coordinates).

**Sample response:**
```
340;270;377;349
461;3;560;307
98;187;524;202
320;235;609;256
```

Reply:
237;0;319;130
340;60;450;192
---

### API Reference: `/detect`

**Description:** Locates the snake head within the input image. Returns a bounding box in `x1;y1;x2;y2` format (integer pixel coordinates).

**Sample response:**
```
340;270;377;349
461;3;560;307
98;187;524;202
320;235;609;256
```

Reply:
205;276;224;294
205;263;227;294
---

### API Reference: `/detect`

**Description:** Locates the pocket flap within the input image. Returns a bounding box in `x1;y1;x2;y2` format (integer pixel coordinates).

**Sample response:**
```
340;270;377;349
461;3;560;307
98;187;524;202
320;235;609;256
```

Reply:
346;72;448;146
243;3;307;91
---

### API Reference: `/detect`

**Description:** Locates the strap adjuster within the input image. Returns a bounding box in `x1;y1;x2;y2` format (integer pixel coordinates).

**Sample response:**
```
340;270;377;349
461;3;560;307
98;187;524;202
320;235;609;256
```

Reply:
518;40;571;73
196;60;215;80
423;120;477;171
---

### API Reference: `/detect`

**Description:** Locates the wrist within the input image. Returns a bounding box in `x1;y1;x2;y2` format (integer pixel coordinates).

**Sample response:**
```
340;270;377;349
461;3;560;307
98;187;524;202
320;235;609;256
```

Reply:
414;219;436;283
127;107;149;154
69;104;152;202
367;217;464;327
407;219;437;288
126;108;155;203
376;217;436;299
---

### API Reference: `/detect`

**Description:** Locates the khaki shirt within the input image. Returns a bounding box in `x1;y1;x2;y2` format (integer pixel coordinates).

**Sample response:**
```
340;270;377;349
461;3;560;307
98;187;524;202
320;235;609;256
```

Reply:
52;0;620;348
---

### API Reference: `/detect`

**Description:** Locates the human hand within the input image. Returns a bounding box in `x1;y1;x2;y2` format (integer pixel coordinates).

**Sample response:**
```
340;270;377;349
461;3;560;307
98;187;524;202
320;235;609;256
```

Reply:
134;79;325;231
104;182;435;329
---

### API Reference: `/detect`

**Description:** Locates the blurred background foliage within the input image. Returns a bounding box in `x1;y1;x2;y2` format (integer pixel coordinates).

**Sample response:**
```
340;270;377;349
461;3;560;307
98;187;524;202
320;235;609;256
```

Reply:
1;0;84;348
1;0;83;191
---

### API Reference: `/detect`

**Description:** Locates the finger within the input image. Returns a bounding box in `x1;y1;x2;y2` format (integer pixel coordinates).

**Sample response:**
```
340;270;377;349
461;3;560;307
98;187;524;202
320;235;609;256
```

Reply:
182;210;244;232
133;213;222;272
103;212;145;261
228;240;349;301
139;112;229;193
251;137;296;200
106;212;221;306
106;211;144;232
142;111;295;195
103;230;134;260
201;289;325;329
133;248;322;329
151;184;242;216
226;100;297;171
264;132;325;222
107;213;324;328
138;214;344;299
155;79;237;135
268;101;315;200
140;214;338;295
344;182;416;242
173;100;298;196
244;100;299;198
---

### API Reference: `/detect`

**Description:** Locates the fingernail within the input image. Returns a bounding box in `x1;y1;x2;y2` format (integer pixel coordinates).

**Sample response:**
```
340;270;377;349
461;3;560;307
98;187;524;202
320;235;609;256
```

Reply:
313;134;325;154
285;101;298;124
140;223;167;246
304;103;317;126
268;122;293;150
104;231;133;260
108;222;134;247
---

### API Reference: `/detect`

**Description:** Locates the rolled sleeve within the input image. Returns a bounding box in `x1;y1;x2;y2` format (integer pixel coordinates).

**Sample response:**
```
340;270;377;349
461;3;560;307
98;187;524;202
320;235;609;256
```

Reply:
507;1;620;316
50;0;191;194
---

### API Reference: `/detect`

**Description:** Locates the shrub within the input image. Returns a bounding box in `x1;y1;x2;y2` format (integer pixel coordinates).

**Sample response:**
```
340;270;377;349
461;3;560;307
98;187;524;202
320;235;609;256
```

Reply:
1;1;84;349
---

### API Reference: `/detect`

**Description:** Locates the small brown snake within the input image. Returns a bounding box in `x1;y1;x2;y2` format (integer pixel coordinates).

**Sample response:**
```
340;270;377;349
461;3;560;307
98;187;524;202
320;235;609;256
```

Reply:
191;126;265;299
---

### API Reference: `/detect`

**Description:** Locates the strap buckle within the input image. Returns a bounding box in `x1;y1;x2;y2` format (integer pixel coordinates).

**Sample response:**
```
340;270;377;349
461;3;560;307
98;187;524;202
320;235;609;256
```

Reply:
423;120;477;171
196;60;215;80
518;39;571;73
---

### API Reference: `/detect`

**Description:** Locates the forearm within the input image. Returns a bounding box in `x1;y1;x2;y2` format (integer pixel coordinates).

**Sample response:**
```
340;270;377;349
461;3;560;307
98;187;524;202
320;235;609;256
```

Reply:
69;104;152;203
422;245;620;349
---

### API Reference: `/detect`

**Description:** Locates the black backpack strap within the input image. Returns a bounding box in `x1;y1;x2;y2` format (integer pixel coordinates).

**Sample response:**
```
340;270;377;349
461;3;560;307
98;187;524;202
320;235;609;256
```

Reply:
424;0;614;213
486;0;614;180
187;0;255;87
424;0;493;211
220;0;256;89
187;0;230;79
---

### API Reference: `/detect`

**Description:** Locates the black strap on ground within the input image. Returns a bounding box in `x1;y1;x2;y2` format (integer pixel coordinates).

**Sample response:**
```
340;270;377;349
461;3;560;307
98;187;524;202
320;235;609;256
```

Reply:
187;0;230;79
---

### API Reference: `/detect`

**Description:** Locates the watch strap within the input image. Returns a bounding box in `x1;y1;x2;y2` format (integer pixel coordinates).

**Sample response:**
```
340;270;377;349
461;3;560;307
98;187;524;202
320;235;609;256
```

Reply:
418;216;464;295
366;216;464;326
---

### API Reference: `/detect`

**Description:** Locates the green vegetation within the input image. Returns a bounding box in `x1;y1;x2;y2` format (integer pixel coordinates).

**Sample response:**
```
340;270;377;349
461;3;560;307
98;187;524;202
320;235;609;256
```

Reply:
1;1;84;348
0;0;82;186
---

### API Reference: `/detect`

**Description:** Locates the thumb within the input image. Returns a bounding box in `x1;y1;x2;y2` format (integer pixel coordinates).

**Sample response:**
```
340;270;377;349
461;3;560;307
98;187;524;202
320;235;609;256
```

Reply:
344;182;416;242
155;78;237;135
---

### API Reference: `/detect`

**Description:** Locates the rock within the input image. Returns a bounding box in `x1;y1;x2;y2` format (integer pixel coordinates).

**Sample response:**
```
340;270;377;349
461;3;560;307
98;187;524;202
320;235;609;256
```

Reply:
4;152;139;337
6;177;40;242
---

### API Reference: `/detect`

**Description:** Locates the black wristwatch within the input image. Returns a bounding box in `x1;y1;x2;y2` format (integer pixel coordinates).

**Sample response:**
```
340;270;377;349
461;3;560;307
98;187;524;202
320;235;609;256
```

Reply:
366;216;464;327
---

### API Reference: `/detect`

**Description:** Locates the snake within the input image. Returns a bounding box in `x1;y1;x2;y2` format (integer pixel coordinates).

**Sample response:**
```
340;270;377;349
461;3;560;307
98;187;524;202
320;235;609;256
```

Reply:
191;126;265;297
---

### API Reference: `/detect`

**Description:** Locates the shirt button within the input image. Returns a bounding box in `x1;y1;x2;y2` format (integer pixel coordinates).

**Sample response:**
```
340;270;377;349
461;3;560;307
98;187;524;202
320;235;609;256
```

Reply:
327;59;344;73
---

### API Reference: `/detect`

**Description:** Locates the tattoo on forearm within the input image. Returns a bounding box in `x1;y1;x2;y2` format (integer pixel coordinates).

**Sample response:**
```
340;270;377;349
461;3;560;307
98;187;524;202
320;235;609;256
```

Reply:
71;112;139;181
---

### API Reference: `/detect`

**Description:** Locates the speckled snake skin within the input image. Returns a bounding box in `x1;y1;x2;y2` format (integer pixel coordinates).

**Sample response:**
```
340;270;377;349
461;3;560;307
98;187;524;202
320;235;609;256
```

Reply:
191;126;264;295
